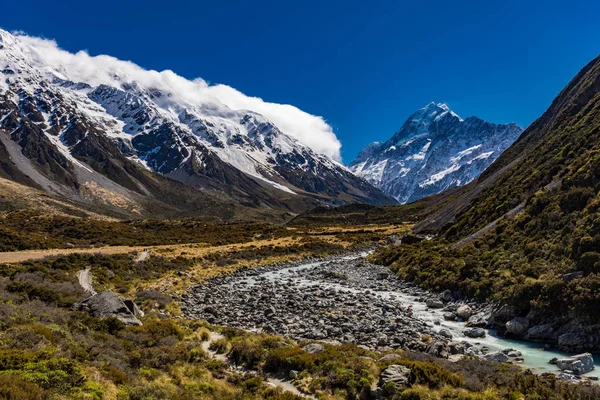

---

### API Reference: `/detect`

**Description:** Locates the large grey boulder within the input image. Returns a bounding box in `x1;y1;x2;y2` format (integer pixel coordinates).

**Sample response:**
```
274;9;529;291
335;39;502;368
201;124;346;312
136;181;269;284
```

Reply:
555;353;595;375
426;299;445;309
484;352;509;363
524;324;554;341
558;333;594;353
456;305;473;320
379;365;412;388
463;327;486;338
73;290;142;326
505;317;528;336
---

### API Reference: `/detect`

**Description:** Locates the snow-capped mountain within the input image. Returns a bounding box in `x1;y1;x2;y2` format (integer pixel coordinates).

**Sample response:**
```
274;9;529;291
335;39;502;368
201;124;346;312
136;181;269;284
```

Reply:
350;103;523;204
0;29;393;217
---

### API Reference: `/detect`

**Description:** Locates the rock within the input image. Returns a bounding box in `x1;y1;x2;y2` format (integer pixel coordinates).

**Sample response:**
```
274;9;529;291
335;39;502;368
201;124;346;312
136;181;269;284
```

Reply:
426;299;445;309
507;350;522;358
524;324;554;341
555;353;595;375
443;312;457;321
379;365;412;388
123;299;145;318
456;305;473;320
463;328;486;338
302;343;325;354
439;290;452;302
505;317;529;336
73;290;142;326
468;311;492;327
561;271;583;282
438;329;453;339
484;352;509;363
289;370;299;379
377;272;390;280
426;341;449;358
558;333;594;353
379;353;402;362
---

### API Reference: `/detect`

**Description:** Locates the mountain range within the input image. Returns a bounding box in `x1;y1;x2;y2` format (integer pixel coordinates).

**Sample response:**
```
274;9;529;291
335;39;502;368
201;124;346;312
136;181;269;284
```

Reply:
350;103;523;204
0;29;394;220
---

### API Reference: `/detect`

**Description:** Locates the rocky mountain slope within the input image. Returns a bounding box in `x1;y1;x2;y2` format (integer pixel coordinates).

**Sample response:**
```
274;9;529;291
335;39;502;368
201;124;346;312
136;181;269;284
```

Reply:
373;54;600;352
0;29;393;219
350;103;523;203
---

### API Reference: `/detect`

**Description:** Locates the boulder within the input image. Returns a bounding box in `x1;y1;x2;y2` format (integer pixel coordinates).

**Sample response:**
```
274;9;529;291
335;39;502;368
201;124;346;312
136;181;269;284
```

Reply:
524;324;554;341
456;305;473;320
558;333;594;353
505;317;528;336
73;290;142;326
463;327;486;338
379;365;412;388
438;328;453;339
555;353;595;375
426;341;449;358
439;290;452;302
484;352;509;363
467;311;492;327
302;343;325;354
426;299;445;309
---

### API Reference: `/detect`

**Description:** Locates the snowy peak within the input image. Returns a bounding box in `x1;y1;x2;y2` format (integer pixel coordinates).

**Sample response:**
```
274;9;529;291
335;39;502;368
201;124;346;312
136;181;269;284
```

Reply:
350;104;523;204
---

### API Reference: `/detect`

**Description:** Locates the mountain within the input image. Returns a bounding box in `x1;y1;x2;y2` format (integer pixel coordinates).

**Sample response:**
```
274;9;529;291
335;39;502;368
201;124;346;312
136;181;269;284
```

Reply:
373;55;600;351
0;29;394;219
350;103;523;204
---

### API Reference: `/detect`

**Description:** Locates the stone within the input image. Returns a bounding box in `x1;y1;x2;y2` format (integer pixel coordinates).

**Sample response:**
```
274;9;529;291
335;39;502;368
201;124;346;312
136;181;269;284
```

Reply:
507;350;522;358
379;353;402;362
443;312;457;321
73;290;142;326
484;352;509;363
439;290;452;302
558;333;594;352
302;343;325;354
463;327;486;338
438;328;453;339
561;271;583;282
426;341;449;358
456;305;473;320
289;370;299;379
524;324;554;341
467;311;492;327
426;299;445;309
379;365;412;389
555;353;595;375
505;317;529;336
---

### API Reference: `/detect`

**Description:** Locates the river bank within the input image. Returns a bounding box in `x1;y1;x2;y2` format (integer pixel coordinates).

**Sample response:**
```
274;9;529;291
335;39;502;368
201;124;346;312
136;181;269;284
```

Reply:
180;251;599;381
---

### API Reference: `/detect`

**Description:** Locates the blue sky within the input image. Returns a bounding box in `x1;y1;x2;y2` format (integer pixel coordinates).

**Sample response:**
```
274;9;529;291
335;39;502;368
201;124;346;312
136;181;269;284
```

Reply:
1;0;599;162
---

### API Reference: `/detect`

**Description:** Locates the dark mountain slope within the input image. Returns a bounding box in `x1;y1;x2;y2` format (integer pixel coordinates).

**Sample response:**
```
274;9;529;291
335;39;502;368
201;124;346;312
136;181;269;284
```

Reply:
373;55;600;352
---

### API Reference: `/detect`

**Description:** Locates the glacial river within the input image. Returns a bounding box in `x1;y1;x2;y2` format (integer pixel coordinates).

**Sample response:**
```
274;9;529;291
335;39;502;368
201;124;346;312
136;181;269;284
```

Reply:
255;253;600;379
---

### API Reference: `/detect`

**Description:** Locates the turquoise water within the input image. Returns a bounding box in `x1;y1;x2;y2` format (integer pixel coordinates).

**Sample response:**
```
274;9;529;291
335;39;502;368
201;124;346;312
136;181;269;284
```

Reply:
257;255;599;379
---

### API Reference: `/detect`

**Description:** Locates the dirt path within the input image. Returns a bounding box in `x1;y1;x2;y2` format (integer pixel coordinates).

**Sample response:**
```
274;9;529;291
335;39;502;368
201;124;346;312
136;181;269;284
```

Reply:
77;267;97;296
0;245;153;264
0;237;300;265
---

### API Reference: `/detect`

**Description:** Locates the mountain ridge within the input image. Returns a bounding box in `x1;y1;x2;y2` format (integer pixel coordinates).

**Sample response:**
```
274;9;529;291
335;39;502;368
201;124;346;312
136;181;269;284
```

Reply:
0;29;394;219
350;102;523;204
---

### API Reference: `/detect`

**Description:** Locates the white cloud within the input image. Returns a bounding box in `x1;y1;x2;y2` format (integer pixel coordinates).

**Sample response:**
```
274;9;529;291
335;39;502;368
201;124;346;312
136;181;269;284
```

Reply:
12;32;342;160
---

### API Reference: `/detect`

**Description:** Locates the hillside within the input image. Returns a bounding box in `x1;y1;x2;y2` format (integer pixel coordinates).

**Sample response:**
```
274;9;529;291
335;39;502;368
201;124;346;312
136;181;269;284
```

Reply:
372;55;600;351
0;29;394;221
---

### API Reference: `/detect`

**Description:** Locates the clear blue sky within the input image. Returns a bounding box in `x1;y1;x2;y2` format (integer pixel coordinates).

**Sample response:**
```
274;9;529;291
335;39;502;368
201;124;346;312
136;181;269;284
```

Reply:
1;0;599;162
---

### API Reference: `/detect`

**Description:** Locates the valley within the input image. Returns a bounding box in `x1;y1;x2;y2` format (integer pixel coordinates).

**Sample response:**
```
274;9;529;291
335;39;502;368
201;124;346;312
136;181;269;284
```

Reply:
0;12;599;400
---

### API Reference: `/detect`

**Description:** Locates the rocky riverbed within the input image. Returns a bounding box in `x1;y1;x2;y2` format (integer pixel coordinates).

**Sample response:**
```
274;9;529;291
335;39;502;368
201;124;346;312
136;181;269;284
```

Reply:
180;251;598;380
